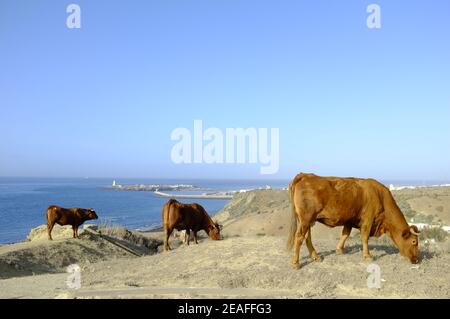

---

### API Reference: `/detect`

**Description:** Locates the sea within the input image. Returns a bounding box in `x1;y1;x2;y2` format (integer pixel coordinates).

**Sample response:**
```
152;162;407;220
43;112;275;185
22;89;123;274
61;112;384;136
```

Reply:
1;177;448;244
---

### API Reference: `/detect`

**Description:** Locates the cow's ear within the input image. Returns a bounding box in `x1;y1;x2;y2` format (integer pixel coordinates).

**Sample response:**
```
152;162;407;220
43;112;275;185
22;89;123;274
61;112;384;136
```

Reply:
402;229;411;239
410;225;420;236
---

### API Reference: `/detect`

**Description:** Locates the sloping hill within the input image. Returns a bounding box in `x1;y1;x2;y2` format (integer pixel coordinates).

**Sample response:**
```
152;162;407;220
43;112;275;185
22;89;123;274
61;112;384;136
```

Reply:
0;225;162;279
1;236;449;298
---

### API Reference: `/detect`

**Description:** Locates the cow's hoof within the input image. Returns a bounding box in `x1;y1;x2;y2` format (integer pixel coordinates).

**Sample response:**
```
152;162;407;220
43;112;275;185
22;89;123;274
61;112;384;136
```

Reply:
364;255;373;261
292;263;301;270
311;255;322;262
336;248;344;254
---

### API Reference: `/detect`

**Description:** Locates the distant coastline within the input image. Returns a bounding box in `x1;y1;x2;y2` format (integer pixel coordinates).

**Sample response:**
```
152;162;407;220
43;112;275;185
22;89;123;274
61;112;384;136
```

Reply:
105;181;275;200
107;183;236;199
105;182;199;192
153;190;234;200
388;183;450;191
103;180;450;194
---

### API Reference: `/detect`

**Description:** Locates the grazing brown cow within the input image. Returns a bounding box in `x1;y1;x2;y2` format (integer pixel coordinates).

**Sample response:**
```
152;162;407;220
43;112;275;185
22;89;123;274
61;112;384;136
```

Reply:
162;199;222;251
287;173;420;269
46;205;98;240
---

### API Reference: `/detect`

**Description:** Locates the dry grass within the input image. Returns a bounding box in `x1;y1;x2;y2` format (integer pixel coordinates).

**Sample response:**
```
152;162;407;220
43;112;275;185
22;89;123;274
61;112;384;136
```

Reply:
419;226;449;242
97;225;162;253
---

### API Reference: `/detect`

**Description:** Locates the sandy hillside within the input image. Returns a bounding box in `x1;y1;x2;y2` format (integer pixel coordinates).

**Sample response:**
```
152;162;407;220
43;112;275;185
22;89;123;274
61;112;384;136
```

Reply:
0;225;161;280
392;187;450;224
1;235;449;299
1;187;449;299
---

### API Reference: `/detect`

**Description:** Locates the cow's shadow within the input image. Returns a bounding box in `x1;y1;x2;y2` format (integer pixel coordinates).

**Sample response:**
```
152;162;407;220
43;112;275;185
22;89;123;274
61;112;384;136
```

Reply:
301;243;436;267
308;243;436;264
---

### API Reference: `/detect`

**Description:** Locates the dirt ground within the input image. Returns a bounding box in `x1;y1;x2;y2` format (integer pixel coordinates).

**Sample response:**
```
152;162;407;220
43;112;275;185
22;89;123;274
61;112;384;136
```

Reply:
1;235;449;298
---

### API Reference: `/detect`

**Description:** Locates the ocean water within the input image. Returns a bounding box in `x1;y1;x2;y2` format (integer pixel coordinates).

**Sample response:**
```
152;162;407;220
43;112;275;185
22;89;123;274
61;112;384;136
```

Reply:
0;178;289;244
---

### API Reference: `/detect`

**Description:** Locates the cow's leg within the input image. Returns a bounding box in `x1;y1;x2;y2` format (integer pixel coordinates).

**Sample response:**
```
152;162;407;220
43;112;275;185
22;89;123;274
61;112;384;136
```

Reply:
193;231;198;244
360;225;373;260
163;227;173;251
47;221;55;241
72;226;77;239
305;226;321;262
336;224;352;254
185;230;190;246
75;226;80;239
292;219;309;269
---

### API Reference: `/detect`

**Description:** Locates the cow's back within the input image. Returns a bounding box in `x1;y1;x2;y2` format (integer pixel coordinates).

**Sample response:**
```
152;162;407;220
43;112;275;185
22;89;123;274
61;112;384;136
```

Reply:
290;174;385;227
166;201;207;231
179;204;206;231
46;205;78;225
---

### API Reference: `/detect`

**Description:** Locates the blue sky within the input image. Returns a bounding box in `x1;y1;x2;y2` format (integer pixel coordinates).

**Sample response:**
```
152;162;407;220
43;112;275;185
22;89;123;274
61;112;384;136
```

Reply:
0;0;449;180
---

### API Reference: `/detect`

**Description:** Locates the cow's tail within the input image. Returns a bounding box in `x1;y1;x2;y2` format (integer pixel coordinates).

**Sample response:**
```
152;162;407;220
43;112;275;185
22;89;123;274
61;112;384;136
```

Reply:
45;206;54;226
45;207;50;224
286;180;297;250
287;174;303;250
162;200;174;230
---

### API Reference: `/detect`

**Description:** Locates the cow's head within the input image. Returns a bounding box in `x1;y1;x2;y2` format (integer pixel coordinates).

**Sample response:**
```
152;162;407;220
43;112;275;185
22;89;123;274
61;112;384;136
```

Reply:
207;222;223;240
85;208;99;220
397;225;420;263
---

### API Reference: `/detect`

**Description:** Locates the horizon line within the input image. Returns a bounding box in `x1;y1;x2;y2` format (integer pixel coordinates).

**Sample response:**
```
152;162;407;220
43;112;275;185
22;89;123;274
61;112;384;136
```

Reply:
1;175;450;183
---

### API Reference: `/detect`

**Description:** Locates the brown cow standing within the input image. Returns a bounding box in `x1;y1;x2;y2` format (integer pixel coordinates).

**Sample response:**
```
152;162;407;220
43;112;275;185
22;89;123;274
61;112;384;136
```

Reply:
162;199;222;251
287;173;420;269
46;205;98;240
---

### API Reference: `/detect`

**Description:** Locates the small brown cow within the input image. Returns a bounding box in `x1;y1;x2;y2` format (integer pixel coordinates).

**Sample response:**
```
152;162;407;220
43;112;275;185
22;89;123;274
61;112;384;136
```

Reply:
162;199;222;251
287;173;420;269
46;205;98;240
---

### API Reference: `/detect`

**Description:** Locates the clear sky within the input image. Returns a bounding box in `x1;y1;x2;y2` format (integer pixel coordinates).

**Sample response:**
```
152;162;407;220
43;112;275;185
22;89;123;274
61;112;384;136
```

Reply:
0;0;449;180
